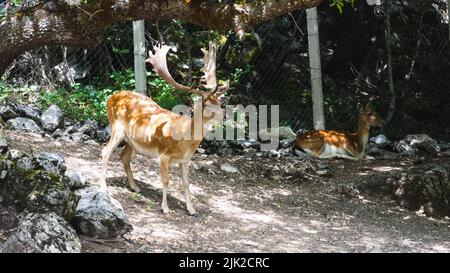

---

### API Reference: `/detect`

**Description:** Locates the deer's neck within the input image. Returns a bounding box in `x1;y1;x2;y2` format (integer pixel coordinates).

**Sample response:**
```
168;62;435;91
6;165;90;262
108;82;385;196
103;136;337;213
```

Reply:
189;102;217;140
356;115;370;149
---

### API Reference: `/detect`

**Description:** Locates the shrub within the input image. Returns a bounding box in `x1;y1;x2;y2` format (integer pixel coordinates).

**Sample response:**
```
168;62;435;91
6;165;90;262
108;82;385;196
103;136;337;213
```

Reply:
39;85;114;124
0;81;11;103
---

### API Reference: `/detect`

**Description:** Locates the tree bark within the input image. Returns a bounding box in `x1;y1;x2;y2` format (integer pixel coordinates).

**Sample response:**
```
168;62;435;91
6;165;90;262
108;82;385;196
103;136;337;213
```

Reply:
0;0;322;77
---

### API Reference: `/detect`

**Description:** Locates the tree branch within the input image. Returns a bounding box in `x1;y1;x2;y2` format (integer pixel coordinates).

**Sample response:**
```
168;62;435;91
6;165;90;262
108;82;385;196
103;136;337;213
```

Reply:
0;0;321;76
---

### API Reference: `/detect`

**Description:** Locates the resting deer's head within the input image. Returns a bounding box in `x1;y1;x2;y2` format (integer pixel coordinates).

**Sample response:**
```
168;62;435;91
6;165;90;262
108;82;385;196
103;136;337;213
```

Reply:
357;103;383;127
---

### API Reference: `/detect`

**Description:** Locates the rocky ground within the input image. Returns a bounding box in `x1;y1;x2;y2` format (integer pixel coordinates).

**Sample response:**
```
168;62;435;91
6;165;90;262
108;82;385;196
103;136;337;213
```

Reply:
1;128;449;253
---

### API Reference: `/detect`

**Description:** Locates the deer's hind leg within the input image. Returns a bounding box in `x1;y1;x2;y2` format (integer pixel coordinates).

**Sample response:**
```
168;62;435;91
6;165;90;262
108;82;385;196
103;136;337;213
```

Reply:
120;143;140;192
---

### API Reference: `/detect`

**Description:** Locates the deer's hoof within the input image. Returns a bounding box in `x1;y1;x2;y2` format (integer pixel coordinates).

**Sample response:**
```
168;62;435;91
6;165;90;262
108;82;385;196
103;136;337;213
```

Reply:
161;205;170;215
99;184;109;193
187;207;197;216
129;184;141;193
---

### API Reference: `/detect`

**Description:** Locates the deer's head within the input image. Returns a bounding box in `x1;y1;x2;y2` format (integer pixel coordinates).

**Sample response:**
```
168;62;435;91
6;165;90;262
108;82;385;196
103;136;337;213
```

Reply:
357;103;383;127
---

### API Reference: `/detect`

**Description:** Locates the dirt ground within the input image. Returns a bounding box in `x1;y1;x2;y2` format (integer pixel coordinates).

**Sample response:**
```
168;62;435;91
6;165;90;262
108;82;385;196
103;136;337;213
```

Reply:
1;129;450;253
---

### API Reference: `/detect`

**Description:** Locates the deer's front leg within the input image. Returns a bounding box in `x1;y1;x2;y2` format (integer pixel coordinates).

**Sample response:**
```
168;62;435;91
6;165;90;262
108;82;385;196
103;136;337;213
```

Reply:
159;155;171;214
179;161;196;216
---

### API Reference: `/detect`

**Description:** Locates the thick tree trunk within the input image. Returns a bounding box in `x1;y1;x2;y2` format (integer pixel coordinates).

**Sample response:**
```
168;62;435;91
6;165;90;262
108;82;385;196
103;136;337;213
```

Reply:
0;0;321;77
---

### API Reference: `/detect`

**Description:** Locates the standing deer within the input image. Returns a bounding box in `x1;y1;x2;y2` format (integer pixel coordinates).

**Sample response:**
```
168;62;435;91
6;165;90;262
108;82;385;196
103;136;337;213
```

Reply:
100;42;229;215
293;103;383;160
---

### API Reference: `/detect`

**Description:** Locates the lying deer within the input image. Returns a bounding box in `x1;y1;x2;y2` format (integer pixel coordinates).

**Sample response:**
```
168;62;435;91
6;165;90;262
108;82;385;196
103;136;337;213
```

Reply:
293;103;383;160
100;42;229;215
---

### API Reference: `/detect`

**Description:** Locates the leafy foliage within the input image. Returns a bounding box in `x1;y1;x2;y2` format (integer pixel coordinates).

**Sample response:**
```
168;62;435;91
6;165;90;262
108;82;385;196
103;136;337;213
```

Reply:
109;69;185;110
329;0;356;13
109;69;135;90
36;66;188;124
0;81;11;103
39;85;114;124
147;74;185;110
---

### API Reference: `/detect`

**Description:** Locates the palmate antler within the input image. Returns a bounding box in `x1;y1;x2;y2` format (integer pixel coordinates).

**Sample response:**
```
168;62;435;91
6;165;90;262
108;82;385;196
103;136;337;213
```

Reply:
145;42;229;97
200;41;217;91
145;44;201;95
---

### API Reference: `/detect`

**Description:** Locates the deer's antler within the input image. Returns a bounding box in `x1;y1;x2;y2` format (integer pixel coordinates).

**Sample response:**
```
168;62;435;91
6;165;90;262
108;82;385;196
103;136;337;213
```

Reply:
146;45;202;95
146;42;229;97
200;42;230;96
200;41;218;91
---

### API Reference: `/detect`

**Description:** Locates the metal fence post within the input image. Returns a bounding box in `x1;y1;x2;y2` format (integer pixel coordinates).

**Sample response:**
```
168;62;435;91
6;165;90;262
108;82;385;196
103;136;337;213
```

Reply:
133;20;147;95
307;7;325;130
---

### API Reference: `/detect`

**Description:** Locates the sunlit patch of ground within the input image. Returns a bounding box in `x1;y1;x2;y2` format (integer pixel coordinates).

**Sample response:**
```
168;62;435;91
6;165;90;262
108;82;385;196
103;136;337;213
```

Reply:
1;129;450;253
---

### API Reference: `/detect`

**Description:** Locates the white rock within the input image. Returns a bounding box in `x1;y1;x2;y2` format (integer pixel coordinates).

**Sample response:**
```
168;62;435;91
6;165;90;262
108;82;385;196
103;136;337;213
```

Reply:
1;212;81;253
220;163;239;173
66;171;87;189
7;117;43;134
72;187;132;239
40;104;64;132
370;134;391;145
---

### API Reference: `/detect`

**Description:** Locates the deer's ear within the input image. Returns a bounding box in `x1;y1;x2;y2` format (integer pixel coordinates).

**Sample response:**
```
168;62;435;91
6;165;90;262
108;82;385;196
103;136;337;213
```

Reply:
357;102;364;113
365;103;373;111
